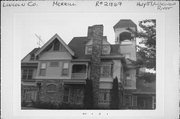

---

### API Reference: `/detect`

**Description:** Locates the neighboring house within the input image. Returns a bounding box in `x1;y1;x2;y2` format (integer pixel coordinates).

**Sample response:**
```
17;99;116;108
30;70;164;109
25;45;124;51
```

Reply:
21;19;155;109
130;79;156;109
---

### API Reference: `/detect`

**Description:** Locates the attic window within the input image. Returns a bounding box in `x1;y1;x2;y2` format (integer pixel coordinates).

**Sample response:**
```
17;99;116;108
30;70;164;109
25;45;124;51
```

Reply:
30;54;35;60
53;40;60;51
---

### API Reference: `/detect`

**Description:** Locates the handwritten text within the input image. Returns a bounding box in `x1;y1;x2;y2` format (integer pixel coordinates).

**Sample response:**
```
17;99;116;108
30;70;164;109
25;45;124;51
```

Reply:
52;1;76;7
137;2;176;10
2;1;38;7
96;1;122;7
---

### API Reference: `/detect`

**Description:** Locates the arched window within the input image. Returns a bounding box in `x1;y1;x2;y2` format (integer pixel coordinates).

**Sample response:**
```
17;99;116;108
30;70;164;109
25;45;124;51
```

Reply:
119;32;132;42
46;84;57;92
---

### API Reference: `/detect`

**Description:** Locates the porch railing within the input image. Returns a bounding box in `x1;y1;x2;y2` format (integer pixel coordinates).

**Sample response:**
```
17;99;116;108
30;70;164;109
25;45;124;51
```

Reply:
71;73;87;79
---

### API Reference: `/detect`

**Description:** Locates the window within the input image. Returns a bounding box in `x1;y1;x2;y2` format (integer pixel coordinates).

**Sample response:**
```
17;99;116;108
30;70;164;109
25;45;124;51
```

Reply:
46;84;57;93
125;73;132;87
99;89;110;104
119;32;132;42
126;73;131;80
49;61;59;67
53;40;60;51
62;62;69;76
86;45;92;54
100;64;112;77
39;63;46;76
125;95;132;106
22;69;33;80
24;90;36;102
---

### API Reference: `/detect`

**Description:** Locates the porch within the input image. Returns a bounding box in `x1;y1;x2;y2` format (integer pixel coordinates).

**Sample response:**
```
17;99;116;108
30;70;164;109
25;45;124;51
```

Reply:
71;63;89;79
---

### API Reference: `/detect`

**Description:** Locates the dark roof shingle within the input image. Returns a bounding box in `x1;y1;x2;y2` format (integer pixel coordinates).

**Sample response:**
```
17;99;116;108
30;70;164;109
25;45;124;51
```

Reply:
29;48;40;55
68;37;121;59
113;19;137;29
68;37;90;59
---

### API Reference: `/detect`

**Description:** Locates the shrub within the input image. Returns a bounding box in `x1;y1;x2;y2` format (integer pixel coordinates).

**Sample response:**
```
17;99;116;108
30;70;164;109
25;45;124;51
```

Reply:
110;77;119;109
83;79;94;109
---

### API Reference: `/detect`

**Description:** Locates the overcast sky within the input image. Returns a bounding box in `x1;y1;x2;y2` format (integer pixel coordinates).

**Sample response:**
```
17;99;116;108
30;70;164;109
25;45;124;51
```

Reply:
14;13;143;59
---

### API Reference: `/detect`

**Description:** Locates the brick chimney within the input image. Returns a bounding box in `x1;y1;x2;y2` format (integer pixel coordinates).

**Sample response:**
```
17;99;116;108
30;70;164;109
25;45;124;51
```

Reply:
89;25;103;108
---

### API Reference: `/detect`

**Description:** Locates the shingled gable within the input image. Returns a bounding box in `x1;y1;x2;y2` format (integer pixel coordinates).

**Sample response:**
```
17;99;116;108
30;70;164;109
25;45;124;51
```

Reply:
113;19;137;29
35;34;74;56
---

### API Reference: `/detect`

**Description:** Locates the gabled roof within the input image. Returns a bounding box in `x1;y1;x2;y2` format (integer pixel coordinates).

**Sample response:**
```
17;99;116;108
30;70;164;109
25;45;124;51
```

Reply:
68;37;90;59
113;19;137;29
35;34;74;56
21;48;40;62
29;48;40;55
68;37;121;59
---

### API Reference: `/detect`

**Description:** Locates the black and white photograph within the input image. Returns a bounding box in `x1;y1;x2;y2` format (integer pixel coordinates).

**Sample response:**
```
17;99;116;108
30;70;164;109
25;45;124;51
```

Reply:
1;1;179;119
20;16;156;110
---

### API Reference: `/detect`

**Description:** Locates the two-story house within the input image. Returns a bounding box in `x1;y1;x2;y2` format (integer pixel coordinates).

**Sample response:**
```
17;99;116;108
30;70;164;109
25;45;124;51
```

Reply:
21;19;155;109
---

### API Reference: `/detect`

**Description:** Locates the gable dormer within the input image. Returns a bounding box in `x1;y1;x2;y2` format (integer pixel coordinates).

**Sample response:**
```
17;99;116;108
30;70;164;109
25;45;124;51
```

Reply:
35;34;74;60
